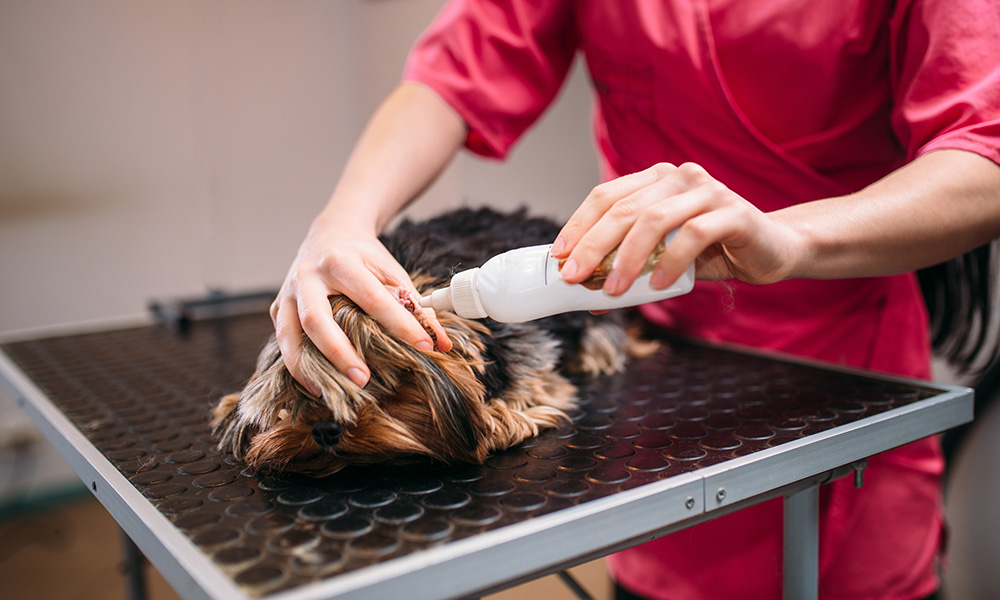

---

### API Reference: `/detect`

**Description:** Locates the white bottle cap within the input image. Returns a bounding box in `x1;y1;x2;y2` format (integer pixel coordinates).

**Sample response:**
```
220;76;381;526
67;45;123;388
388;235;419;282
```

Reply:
419;268;488;319
448;267;487;318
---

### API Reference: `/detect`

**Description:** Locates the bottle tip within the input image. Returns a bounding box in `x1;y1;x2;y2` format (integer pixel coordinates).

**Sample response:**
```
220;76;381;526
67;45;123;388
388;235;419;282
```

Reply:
422;286;457;313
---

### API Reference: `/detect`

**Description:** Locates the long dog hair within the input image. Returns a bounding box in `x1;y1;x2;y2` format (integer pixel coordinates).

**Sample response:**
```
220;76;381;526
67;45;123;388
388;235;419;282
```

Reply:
212;208;632;477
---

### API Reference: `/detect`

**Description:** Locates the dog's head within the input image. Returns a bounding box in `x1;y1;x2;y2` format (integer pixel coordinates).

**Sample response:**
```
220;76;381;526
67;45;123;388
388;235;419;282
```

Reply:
212;280;573;477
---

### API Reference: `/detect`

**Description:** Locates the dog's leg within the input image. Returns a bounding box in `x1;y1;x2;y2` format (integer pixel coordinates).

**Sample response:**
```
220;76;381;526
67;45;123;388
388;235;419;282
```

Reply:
480;400;569;455
211;393;239;429
568;320;628;376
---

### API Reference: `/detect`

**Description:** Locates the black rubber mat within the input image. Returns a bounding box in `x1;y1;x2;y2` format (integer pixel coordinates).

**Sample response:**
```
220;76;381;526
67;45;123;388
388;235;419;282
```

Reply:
1;313;938;596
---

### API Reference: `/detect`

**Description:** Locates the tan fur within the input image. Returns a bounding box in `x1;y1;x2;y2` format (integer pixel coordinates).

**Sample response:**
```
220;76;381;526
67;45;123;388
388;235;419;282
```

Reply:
212;268;633;478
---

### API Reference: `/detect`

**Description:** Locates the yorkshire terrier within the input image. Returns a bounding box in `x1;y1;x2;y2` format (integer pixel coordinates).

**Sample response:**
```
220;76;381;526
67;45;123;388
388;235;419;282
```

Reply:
212;207;636;477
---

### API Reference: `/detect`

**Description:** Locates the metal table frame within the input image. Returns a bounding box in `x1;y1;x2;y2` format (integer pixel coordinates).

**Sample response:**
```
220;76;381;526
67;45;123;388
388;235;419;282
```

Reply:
0;320;973;600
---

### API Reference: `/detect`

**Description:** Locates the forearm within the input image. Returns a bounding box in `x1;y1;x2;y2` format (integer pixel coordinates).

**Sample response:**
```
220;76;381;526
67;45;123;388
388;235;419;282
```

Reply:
315;82;468;235
777;149;1000;280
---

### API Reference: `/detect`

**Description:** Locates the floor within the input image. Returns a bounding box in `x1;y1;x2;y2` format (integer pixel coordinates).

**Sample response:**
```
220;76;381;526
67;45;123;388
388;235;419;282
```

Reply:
0;495;613;600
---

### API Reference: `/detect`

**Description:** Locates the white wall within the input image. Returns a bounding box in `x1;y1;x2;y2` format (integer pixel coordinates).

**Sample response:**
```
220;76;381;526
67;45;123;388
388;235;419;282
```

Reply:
0;0;598;335
1;1;357;332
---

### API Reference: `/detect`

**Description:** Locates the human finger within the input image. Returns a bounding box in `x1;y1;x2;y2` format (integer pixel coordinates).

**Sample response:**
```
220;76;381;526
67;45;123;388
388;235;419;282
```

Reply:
600;172;728;293
295;282;371;388
552;163;676;260
649;202;761;288
561;164;698;285
272;294;326;395
341;267;441;355
372;261;453;352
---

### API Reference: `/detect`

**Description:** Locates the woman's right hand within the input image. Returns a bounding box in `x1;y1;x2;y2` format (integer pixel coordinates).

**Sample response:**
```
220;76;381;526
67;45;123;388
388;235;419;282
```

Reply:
270;213;451;394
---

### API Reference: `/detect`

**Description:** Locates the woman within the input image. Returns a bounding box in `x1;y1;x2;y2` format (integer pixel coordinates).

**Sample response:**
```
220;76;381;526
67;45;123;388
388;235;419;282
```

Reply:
270;2;1000;598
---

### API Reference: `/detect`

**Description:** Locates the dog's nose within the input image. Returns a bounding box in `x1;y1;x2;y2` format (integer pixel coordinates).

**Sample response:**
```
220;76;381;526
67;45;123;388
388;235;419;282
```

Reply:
311;420;344;447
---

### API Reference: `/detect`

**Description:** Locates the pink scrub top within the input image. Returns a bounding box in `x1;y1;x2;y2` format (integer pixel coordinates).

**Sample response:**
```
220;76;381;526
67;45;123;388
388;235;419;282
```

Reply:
403;1;1000;598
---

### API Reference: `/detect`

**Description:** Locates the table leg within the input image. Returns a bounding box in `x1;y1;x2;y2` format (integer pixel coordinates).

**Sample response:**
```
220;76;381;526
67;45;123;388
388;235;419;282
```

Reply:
120;528;148;600
557;570;595;600
783;484;819;600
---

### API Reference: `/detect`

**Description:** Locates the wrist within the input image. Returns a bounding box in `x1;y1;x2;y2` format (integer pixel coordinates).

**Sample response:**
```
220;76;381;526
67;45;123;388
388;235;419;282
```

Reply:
313;196;381;237
769;207;821;281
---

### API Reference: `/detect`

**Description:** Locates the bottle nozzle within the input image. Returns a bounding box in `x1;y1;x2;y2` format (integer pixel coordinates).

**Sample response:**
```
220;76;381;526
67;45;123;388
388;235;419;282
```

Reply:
420;285;461;314
418;269;488;319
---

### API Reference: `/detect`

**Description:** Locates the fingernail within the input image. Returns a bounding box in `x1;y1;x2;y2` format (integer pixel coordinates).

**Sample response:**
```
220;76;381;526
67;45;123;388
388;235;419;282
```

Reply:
650;268;671;290
306;382;323;398
603;270;621;295
347;367;368;388
416;340;433;352
560;258;578;281
551;236;566;256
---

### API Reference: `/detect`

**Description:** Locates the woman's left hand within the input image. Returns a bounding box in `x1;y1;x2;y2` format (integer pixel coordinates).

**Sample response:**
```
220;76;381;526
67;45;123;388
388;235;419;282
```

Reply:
551;162;801;294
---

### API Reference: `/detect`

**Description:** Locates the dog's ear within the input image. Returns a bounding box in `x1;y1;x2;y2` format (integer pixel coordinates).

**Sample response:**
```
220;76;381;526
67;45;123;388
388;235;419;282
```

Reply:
295;337;369;424
331;295;484;449
403;349;486;457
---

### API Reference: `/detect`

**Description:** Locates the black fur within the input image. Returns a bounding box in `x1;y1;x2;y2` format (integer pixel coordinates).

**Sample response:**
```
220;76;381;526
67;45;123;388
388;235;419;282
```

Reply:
383;206;622;396
213;206;628;475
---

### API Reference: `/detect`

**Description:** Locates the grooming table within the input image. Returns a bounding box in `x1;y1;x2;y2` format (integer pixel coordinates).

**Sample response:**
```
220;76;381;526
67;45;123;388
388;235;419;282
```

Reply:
0;313;972;600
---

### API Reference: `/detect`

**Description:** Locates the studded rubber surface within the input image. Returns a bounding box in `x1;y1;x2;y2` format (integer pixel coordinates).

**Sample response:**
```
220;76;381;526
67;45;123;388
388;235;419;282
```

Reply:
1;314;937;596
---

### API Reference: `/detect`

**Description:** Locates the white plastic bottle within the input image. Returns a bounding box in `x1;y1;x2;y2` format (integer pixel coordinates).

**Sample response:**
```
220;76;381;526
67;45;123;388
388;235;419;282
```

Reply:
419;234;695;323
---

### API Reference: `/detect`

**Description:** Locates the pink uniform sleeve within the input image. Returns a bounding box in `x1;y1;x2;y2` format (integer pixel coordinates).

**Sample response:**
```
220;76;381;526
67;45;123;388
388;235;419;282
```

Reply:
892;0;1000;165
402;0;577;159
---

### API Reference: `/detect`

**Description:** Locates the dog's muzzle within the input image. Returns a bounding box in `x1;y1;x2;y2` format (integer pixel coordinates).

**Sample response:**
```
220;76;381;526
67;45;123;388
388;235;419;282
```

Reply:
311;420;344;447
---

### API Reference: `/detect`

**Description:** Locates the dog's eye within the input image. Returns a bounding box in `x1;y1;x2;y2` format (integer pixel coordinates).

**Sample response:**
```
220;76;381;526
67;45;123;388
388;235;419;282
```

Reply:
311;420;344;447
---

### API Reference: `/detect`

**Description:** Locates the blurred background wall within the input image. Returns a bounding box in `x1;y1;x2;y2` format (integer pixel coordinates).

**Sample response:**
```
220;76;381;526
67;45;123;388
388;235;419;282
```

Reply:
0;0;596;336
